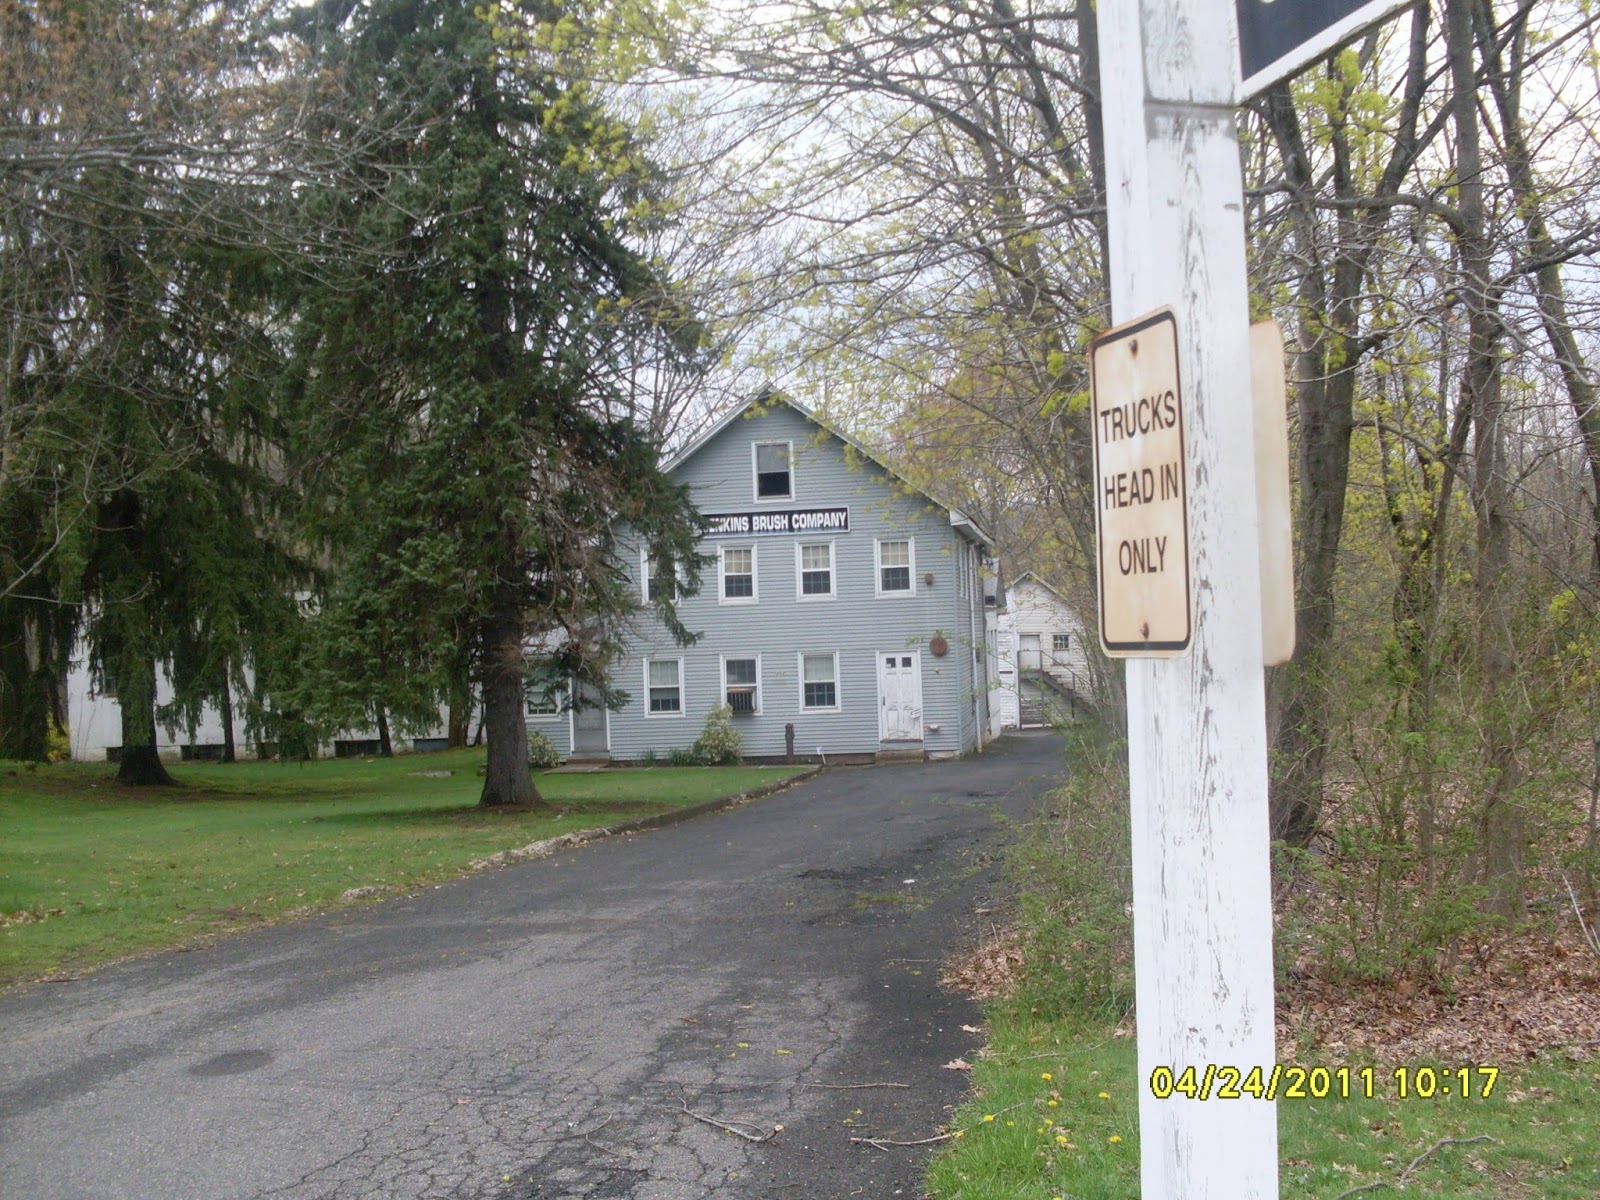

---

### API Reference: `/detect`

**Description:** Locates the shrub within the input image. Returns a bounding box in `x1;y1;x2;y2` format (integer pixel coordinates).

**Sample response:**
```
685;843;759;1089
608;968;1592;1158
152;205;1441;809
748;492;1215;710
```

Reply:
692;704;742;765
665;746;699;767
526;728;561;770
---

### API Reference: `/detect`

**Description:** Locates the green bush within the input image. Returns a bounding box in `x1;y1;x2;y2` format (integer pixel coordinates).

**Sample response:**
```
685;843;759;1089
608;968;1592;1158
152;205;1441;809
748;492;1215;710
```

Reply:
692;704;742;765
665;746;699;766
526;728;561;770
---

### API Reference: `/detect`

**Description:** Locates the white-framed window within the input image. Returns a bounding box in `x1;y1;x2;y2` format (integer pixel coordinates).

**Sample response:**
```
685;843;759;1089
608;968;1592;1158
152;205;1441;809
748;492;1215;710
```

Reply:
525;661;565;719
800;651;840;712
640;547;684;601
875;537;914;597
643;550;681;604
753;440;793;501
796;541;835;599
644;657;684;716
526;687;561;719
722;655;761;715
720;544;757;603
1052;633;1071;654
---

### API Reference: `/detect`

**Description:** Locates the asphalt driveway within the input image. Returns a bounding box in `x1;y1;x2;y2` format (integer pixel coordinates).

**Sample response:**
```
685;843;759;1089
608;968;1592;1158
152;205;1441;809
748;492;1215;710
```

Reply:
0;732;1064;1200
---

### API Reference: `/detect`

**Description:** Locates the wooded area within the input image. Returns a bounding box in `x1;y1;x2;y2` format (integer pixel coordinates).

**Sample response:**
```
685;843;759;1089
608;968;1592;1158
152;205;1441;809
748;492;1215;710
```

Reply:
2;0;1598;972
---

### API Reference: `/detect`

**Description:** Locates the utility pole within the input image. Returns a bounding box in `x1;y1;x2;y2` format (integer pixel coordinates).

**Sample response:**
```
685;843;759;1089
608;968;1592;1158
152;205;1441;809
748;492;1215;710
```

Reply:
1096;1;1278;1196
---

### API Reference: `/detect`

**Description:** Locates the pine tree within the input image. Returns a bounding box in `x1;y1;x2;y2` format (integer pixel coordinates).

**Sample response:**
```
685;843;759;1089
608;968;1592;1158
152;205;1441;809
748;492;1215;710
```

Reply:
288;0;704;807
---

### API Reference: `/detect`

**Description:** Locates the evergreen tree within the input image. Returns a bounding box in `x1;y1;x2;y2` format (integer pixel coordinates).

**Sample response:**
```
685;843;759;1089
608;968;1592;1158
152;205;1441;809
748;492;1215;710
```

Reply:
0;0;314;776
289;0;705;807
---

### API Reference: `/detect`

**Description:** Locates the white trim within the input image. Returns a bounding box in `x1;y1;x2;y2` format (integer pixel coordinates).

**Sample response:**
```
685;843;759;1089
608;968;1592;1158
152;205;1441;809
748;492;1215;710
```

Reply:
643;656;686;718
798;651;842;713
718;543;758;605
874;536;916;598
752;438;794;503
720;653;763;715
794;539;836;601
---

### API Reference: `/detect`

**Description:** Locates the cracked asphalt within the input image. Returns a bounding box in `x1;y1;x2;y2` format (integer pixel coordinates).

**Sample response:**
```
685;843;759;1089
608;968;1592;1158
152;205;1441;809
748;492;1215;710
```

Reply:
0;732;1063;1200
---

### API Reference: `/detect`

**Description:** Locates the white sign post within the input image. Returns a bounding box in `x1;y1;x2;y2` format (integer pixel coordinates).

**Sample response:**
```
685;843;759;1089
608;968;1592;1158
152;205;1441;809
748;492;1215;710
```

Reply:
1098;1;1279;1197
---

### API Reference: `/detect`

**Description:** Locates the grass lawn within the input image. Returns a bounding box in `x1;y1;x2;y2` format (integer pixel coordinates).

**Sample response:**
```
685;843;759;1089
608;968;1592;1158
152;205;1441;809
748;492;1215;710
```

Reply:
926;1014;1600;1199
0;750;805;987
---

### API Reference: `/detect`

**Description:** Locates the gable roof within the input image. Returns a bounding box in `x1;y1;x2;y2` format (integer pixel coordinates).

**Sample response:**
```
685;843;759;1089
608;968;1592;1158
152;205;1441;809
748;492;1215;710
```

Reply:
666;391;995;551
1010;571;1078;610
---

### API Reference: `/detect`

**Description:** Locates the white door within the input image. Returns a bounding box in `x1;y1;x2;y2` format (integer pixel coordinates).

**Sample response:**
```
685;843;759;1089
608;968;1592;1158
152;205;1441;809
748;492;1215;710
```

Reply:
571;679;609;753
1019;633;1042;671
878;652;923;741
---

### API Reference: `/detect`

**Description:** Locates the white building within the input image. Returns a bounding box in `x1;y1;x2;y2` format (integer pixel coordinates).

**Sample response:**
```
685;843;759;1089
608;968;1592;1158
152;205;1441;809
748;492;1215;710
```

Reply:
987;572;1091;730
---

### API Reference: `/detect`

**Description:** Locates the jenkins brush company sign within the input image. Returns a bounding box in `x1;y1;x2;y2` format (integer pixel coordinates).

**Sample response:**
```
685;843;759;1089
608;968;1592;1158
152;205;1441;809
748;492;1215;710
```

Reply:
703;508;851;537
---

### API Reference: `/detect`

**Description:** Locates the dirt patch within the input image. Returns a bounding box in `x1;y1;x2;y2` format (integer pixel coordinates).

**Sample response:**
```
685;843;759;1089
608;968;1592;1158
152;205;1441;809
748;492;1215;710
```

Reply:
1279;928;1600;1063
944;923;1599;1063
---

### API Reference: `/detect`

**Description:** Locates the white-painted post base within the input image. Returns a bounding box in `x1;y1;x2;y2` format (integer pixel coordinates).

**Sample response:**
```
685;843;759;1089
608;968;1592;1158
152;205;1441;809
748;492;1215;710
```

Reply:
1098;1;1280;1197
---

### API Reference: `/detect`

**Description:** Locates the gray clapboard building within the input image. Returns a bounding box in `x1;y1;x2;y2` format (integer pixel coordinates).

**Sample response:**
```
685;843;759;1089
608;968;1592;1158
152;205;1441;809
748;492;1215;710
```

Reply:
533;395;994;764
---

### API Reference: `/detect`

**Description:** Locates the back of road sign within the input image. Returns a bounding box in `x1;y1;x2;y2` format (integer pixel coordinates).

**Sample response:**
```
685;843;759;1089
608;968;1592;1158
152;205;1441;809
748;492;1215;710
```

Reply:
1237;0;1416;98
1089;309;1192;657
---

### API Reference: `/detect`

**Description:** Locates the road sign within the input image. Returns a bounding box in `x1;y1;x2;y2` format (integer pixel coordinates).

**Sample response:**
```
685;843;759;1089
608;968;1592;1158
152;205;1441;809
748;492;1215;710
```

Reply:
1089;308;1192;656
1237;0;1417;97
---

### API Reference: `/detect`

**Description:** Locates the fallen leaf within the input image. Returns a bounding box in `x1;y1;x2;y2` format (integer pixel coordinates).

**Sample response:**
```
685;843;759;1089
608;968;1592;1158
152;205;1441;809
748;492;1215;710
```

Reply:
943;1058;973;1072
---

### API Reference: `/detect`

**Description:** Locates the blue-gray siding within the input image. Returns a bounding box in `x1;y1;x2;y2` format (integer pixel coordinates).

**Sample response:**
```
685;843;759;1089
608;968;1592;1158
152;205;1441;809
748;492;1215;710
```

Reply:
594;402;989;760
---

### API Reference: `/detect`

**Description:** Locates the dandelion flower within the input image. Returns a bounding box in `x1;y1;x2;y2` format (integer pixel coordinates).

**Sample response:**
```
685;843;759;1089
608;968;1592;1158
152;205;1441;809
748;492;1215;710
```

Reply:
1056;1134;1070;1146
1098;1091;1111;1100
1047;1099;1059;1107
982;1113;995;1122
1110;1134;1123;1143
1041;1072;1053;1082
953;1130;966;1139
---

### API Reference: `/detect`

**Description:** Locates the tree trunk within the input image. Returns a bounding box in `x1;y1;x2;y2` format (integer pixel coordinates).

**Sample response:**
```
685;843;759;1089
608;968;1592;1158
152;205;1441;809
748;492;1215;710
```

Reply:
115;653;175;786
1472;0;1600;582
478;590;539;808
0;604;52;761
447;665;472;749
376;704;393;758
1260;13;1435;846
1449;0;1522;917
219;670;236;763
1263;83;1360;845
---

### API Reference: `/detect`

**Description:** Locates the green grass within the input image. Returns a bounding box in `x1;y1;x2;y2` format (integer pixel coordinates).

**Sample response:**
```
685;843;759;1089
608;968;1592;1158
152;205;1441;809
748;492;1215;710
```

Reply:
927;1011;1600;1198
0;750;804;987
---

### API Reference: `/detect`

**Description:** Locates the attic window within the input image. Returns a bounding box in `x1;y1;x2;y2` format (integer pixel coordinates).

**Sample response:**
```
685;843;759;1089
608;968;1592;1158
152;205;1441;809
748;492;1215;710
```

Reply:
754;441;792;500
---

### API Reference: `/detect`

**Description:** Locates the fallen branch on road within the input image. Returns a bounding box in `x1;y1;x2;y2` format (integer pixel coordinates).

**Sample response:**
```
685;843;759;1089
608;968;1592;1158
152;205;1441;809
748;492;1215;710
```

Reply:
665;1096;782;1144
528;1115;615;1144
803;1081;910;1091
850;1132;955;1151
